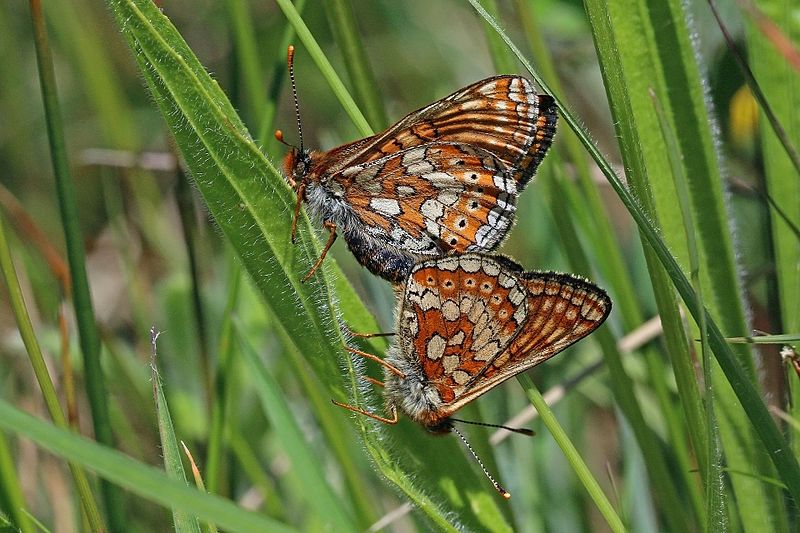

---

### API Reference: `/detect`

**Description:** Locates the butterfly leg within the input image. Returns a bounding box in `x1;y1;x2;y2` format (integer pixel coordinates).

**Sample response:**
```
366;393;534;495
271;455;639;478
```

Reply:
345;346;405;378
363;376;385;387
331;400;398;425
301;220;337;282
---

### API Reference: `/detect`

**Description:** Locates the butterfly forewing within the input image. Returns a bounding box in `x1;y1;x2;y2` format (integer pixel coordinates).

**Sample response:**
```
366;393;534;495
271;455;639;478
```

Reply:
510;272;611;358
362;77;557;186
441;270;611;414
400;255;528;405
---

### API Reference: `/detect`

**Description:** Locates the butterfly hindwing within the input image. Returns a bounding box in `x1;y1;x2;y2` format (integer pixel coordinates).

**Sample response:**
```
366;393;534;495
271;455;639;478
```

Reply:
340;142;517;259
400;255;528;405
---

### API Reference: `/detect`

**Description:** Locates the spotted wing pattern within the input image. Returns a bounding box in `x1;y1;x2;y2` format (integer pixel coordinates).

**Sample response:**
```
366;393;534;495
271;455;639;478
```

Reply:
308;76;556;186
441;270;611;415
399;255;528;406
340;143;516;257
399;254;611;422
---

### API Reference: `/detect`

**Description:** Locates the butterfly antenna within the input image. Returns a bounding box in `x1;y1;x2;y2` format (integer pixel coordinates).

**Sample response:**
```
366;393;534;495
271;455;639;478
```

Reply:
286;45;304;154
450;418;535;437
450;424;511;499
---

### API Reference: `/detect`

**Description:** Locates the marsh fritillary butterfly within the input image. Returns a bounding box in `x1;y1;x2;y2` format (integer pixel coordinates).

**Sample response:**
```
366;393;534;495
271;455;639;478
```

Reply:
277;47;557;283
334;253;610;497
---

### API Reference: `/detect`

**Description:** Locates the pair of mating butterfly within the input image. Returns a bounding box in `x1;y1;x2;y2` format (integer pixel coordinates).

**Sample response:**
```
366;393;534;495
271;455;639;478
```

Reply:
279;46;610;498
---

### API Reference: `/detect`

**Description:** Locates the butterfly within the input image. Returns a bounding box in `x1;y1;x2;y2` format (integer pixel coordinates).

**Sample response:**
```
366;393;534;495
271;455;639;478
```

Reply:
278;47;557;283
334;253;611;496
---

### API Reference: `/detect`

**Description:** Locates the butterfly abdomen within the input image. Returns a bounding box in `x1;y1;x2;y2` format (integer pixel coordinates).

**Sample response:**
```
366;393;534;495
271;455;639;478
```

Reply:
341;228;415;283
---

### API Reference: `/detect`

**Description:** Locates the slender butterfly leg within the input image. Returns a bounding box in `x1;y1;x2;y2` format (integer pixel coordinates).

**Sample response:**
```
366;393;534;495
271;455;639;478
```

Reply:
363;376;385;387
330;400;399;425
345;346;405;378
301;220;337;282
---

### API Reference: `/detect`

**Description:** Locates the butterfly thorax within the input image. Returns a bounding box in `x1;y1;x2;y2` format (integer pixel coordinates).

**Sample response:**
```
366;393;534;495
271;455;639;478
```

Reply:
383;345;447;428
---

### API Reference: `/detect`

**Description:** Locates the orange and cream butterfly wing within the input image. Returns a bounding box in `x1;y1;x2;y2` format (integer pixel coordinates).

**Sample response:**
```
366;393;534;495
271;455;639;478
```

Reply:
398;255;529;410
311;76;557;186
359;76;557;187
440;270;611;417
338;142;517;258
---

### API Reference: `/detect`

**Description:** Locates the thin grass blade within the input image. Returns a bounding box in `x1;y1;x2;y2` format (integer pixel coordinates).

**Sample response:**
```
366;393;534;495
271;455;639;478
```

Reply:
150;328;202;533
0;399;298;533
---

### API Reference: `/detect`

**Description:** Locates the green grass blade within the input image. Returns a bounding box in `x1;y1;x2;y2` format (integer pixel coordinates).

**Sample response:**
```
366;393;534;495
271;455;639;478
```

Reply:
274;0;372;136
175;173;212;409
651;88;728;529
0;399;298;533
258;0;306;148
235;321;358;531
746;0;800;462
518;374;627;533
467;0;800;507
28;0;123;527
476;0;517;73
0;211;104;531
204;254;241;494
150;329;202;533
0;425;34;533
224;0;265;129
542;163;691;531
321;0;387;130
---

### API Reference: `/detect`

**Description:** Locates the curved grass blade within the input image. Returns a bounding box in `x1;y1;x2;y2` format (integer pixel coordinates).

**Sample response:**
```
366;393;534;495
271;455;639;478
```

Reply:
29;0;121;526
0;399;298;533
104;0;510;527
150;328;201;533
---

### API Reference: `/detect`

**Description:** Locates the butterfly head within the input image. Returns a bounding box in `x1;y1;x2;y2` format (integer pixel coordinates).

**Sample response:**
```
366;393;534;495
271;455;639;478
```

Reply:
280;144;313;192
383;343;447;429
